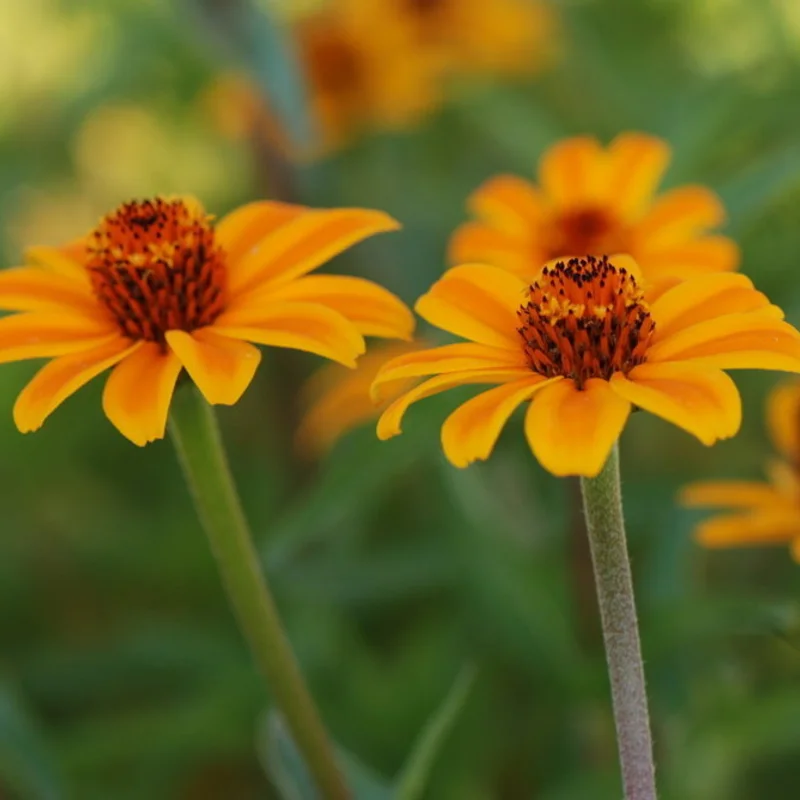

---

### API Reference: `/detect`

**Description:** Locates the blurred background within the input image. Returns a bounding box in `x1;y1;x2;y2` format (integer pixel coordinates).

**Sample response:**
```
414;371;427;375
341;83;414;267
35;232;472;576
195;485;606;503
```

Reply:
2;0;800;797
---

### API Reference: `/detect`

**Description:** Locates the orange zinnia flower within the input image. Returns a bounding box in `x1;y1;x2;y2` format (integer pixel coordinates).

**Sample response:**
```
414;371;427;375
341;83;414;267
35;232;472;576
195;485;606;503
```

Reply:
294;0;444;154
0;196;413;445
371;256;800;477
681;380;800;561
297;340;421;455
391;0;557;77
450;133;739;287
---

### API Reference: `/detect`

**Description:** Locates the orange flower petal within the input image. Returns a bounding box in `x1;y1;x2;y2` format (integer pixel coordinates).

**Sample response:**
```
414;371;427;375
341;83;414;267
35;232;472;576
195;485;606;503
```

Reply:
165;328;261;405
441;376;556;467
791;538;800;562
0;311;118;364
415;264;527;349
637;235;740;279
237;274;415;340
604;132;670;220
467;174;546;234
377;368;535;440
227;208;400;296
102;343;183;446
610;362;741;445
447;223;535;277
634;185;726;246
695;509;799;549
538;136;605;209
0;266;98;314
214;301;365;367
25;244;90;284
650;273;780;342
372;342;527;401
647;313;800;371
13;337;140;433
679;480;783;509
524;378;631;477
215;200;307;266
766;380;800;460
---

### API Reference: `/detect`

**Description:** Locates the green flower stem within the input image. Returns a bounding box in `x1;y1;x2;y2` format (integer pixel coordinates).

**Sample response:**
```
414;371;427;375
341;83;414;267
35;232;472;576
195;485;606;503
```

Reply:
579;444;656;800
168;385;348;800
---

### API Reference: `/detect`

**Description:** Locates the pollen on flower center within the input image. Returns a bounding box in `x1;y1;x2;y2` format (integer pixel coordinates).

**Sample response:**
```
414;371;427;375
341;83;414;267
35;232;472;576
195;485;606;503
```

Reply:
86;198;227;343
517;255;655;388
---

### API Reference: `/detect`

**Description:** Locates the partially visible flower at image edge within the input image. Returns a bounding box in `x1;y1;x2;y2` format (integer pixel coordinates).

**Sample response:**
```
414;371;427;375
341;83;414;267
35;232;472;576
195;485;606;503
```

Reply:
680;380;800;561
450;132;739;287
0;196;414;445
297;339;422;455
371;256;800;477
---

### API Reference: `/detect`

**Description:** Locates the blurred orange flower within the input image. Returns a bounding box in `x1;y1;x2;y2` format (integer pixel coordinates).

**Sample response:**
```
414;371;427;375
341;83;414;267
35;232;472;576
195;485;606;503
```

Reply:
297;340;421;455
450;133;739;287
394;0;557;77
681;381;800;561
0;196;413;445
372;257;800;477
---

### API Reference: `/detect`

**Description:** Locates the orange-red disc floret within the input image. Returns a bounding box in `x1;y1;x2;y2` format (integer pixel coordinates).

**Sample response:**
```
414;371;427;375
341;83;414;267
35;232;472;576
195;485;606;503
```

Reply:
86;198;227;344
517;255;655;388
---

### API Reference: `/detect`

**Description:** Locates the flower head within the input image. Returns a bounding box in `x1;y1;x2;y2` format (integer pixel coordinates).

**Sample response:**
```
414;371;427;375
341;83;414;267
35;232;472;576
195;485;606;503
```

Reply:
294;0;445;153
297;340;422;455
681;380;800;561
372;257;800;477
450;133;739;287
0;196;413;445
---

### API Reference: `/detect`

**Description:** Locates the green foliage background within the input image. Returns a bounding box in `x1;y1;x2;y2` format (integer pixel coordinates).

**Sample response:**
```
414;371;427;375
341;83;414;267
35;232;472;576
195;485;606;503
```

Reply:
1;0;800;797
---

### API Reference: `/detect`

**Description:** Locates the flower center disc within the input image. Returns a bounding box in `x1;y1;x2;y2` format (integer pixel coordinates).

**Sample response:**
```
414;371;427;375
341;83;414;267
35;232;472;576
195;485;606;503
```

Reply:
517;255;655;388
86;198;227;343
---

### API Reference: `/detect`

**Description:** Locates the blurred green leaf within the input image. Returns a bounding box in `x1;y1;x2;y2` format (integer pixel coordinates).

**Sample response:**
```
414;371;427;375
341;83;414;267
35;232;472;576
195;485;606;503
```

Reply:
259;711;392;800
0;685;62;800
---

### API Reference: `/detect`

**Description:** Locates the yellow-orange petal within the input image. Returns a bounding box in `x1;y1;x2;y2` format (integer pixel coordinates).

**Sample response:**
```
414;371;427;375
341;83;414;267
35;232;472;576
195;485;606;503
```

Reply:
227;208;400;296
415;264;527;349
467;175;546;234
166;328;261;405
679;480;783;509
102;343;183;446
524;378;631;477
215;200;308;266
538;136;605;210
0;267;98;314
447;223;534;276
0;311;118;364
441;376;555;467
13;337;140;433
634;185;726;246
647;313;800;371
604;132;671;220
371;342;526;400
650;273;779;342
610;362;740;445
695;509;799;548
766;380;800;460
239;275;415;340
214;302;365;367
637;235;740;279
25;244;90;284
377;368;535;440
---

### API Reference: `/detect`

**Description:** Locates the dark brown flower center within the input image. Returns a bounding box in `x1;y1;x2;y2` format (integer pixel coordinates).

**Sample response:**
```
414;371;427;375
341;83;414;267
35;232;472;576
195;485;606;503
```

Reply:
546;208;622;261
304;25;365;97
86;198;227;343
517;256;655;389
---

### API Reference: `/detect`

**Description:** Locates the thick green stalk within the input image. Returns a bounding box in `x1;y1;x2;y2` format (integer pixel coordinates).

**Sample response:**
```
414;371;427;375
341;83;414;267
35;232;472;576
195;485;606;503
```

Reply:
168;385;348;800
580;444;657;800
